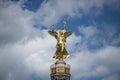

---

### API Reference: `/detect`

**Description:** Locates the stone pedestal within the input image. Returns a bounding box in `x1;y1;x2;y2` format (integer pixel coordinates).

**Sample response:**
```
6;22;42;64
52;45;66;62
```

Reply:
50;59;70;80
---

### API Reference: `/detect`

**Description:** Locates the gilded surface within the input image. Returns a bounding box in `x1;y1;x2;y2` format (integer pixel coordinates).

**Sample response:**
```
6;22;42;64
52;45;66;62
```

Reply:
48;19;72;59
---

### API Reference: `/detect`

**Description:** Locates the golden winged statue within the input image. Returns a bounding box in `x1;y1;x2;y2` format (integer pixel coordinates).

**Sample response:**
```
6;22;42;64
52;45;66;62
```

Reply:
48;19;72;60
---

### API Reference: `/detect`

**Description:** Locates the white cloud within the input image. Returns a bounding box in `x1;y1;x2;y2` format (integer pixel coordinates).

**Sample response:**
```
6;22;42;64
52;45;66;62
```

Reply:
34;0;120;27
34;0;79;27
0;30;80;80
69;46;120;80
102;74;120;80
0;31;55;80
0;0;120;80
0;0;37;45
78;25;99;38
66;33;82;53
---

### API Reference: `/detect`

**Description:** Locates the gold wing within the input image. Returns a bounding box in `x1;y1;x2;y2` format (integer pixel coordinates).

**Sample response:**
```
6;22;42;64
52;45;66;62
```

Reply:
48;30;58;40
64;31;72;39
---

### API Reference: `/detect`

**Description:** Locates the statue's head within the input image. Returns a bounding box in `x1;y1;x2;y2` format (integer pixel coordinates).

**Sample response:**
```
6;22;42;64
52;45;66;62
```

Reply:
59;28;64;35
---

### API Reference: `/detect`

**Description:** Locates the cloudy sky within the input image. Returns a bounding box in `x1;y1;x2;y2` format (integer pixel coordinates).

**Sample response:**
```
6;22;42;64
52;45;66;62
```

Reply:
0;0;120;80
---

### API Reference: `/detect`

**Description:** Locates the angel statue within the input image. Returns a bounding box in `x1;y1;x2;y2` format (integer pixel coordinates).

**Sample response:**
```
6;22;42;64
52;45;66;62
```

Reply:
48;19;72;60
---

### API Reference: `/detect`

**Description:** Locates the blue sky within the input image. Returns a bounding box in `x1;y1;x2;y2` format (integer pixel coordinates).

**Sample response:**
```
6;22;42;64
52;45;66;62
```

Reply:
0;0;120;80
